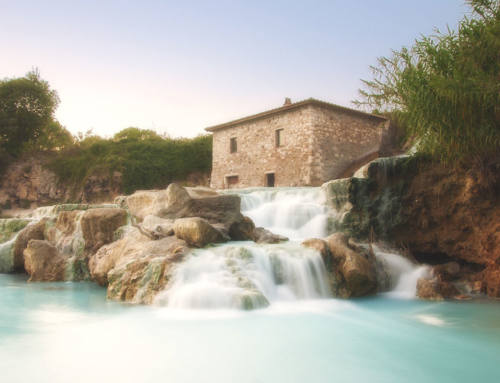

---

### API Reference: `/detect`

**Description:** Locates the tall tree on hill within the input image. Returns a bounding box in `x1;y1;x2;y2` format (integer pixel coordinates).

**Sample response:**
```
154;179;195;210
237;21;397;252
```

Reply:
0;69;60;157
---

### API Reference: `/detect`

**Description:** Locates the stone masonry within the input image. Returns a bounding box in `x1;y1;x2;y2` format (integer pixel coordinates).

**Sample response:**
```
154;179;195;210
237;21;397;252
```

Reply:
206;98;387;189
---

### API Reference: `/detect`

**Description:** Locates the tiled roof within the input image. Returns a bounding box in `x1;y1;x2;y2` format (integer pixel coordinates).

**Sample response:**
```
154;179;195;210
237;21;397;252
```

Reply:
205;98;387;132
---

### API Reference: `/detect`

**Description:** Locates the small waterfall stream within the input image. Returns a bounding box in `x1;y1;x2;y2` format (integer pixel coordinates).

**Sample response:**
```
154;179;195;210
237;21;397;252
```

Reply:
159;187;427;309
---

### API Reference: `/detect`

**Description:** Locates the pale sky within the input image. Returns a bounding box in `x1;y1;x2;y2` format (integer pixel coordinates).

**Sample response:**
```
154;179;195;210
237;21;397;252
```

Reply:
1;0;467;138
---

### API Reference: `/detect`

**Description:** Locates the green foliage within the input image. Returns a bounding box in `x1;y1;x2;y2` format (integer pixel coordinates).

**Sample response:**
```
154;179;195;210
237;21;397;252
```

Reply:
0;70;60;157
113;127;163;142
355;0;500;165
48;129;212;195
23;120;74;152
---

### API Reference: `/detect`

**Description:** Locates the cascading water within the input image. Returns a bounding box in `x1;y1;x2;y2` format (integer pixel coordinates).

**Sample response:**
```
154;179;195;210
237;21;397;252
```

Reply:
158;187;332;309
238;187;328;240
374;246;430;298
158;186;428;309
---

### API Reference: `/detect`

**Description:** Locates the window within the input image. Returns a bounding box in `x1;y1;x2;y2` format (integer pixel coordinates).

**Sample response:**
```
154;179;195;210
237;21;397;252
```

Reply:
275;129;283;147
230;137;237;153
226;175;239;188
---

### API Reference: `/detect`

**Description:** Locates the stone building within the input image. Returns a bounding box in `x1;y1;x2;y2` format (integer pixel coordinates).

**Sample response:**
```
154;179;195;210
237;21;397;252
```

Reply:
206;98;388;189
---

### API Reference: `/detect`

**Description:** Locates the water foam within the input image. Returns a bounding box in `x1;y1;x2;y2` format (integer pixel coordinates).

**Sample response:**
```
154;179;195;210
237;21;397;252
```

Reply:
160;187;427;309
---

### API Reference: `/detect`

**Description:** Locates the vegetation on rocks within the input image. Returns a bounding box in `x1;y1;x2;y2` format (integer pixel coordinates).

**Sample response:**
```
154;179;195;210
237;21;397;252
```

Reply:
47;129;212;195
356;0;500;167
0;70;213;199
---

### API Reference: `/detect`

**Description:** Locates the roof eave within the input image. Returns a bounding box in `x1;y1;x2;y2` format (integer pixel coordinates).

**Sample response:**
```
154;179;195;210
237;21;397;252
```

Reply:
204;98;387;132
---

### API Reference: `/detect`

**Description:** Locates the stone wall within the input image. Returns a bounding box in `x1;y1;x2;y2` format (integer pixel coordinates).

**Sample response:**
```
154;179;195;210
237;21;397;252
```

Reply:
210;106;316;188
209;103;386;189
309;105;385;183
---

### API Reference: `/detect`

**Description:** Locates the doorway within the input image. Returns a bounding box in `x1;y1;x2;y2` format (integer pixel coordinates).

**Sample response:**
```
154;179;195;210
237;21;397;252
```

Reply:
266;173;275;187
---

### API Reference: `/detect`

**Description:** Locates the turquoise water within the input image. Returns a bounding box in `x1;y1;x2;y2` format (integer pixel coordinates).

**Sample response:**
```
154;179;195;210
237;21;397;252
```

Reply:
1;274;499;383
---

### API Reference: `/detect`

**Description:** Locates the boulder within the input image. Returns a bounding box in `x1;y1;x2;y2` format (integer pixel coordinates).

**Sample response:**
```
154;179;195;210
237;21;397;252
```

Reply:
24;240;66;282
159;184;243;229
302;238;330;262
89;229;189;303
185;186;219;198
416;278;444;301
125;184;245;237
13;219;47;271
325;233;377;297
80;208;128;252
140;215;175;238
416;276;460;300
89;228;151;286
229;216;255;241
252;227;288;244
125;189;169;222
173;217;227;247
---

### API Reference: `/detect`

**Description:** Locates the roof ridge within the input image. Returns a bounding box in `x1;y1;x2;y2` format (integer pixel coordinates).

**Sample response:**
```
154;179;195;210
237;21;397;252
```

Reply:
205;98;386;132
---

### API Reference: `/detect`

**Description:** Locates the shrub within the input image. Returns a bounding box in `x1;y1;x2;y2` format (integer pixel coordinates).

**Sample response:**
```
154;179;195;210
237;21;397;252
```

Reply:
47;130;212;195
355;0;500;166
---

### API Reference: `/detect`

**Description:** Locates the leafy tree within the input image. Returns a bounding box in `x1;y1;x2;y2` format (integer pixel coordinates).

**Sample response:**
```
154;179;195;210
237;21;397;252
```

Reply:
24;120;74;151
0;70;59;157
355;0;500;165
113;127;163;142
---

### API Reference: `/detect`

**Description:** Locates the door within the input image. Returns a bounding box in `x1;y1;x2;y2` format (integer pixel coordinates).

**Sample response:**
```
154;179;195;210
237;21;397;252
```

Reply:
266;173;275;187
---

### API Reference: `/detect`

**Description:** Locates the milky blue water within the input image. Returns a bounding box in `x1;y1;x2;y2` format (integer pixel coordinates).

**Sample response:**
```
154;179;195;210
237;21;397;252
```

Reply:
1;274;499;383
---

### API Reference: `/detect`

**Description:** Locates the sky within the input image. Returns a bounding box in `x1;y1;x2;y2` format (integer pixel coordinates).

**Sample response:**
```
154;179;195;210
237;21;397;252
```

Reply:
1;0;467;138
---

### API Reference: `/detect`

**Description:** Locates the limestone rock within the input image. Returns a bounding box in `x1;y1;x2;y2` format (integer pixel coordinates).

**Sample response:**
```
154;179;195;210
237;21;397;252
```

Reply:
89;228;151;286
302;238;330;261
416;278;444;301
13;219;47;271
433;262;461;282
89;229;188;303
54;210;80;235
325;233;377;298
185;186;219;198
0;218;30;244
173;217;227;247
0;157;123;209
125;183;254;243
252;227;288;244
24;240;66;282
483;266;500;297
140;215;174;238
125;189;169;222
323;154;500;298
159;184;243;229
416;276;460;300
229;216;255;241
166;183;192;209
80;208;128;252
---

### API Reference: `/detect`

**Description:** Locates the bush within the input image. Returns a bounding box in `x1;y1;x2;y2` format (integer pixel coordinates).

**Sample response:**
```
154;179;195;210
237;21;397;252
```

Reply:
47;130;212;194
355;0;500;166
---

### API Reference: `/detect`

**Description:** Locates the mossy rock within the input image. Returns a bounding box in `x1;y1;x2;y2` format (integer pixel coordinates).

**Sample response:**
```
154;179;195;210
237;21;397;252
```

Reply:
0;219;30;244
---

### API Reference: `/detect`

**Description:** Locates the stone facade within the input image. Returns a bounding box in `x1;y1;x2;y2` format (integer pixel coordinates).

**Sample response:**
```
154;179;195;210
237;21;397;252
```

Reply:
206;98;387;189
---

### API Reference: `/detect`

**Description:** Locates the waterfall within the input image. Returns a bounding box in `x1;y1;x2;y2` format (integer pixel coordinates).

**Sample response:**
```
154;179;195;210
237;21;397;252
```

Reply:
156;243;330;310
158;187;331;309
237;187;328;240
373;246;430;298
159;187;427;309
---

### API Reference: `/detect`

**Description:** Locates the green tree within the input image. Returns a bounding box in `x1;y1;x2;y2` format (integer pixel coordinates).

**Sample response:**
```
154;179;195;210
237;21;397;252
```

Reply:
113;127;162;142
0;69;60;157
24;120;74;151
355;0;500;165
